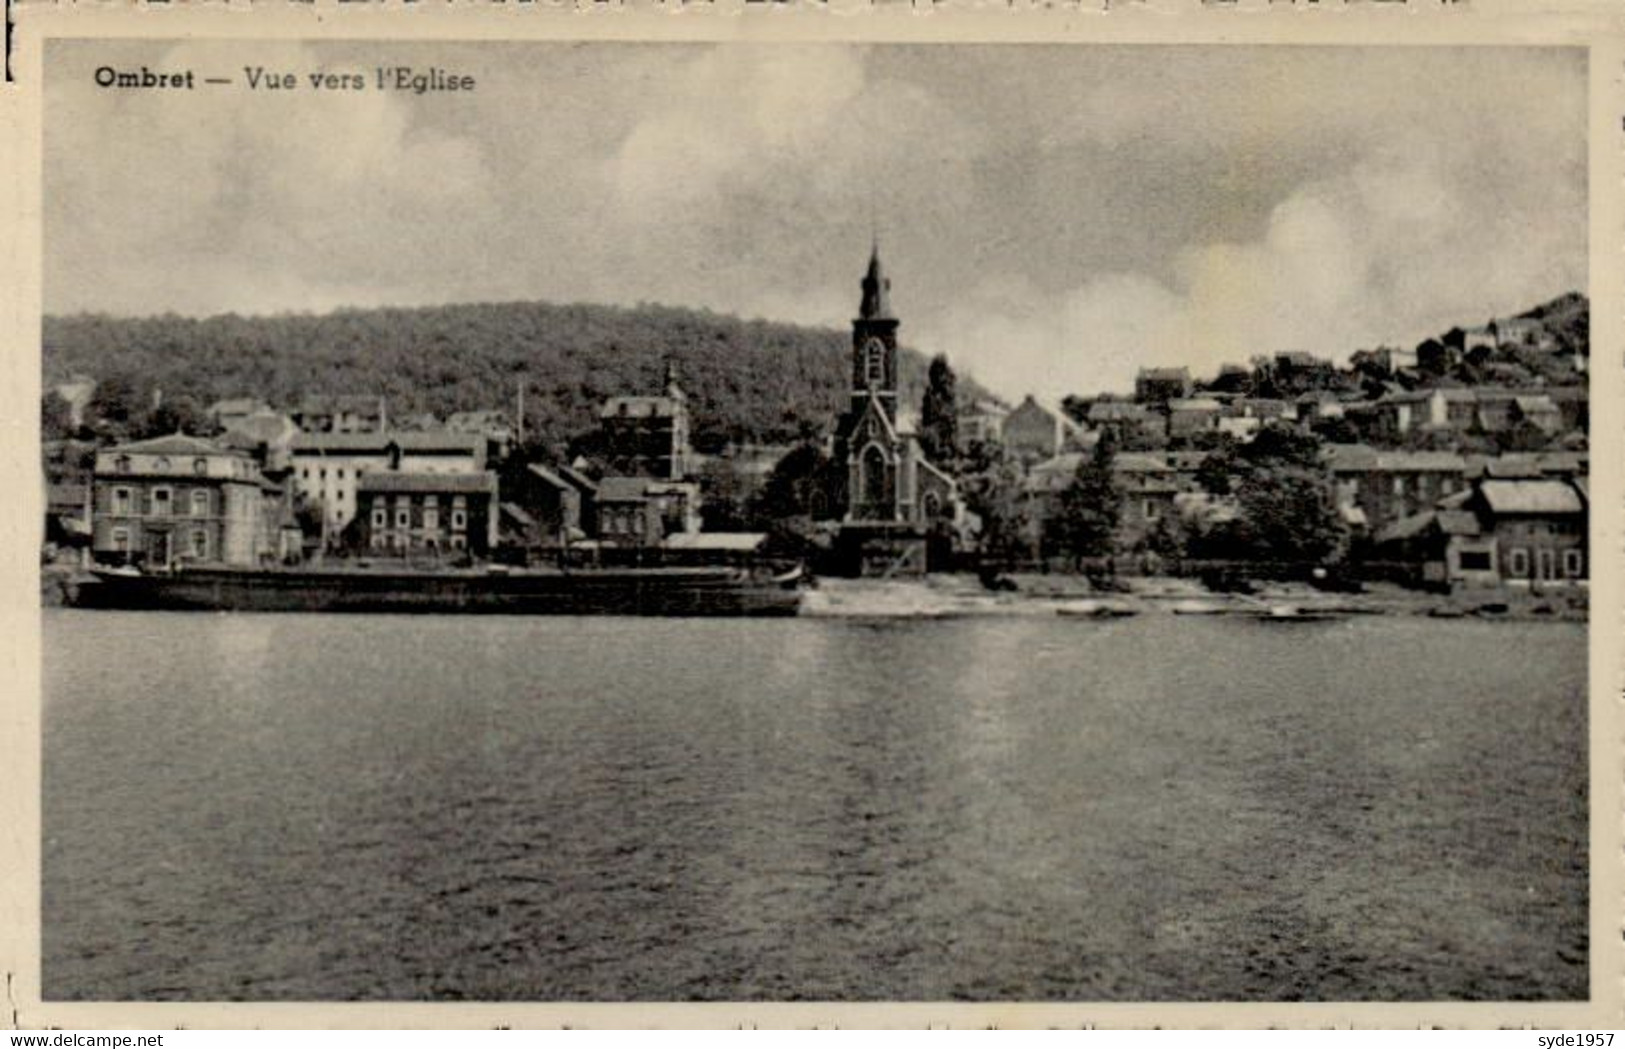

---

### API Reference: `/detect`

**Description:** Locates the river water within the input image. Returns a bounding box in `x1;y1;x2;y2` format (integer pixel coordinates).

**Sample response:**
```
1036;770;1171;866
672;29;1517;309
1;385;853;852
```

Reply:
42;609;1587;1001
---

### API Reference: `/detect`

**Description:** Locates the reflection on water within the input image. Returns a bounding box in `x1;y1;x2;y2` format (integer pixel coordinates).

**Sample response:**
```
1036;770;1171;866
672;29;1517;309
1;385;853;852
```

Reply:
43;611;1586;1001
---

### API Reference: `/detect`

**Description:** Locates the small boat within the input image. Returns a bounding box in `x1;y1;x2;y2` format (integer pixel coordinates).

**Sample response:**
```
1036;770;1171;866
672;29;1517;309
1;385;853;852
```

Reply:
1056;599;1138;619
1170;599;1229;616
1250;604;1347;623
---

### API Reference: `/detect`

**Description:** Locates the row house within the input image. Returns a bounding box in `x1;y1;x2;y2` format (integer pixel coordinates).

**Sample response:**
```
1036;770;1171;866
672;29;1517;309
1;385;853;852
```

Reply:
91;433;281;567
1325;445;1470;533
289;431;486;538
356;470;498;556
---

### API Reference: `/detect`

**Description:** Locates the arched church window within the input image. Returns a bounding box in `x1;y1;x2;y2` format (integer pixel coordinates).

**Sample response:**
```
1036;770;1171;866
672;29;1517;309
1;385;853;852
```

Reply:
864;339;886;388
862;445;888;511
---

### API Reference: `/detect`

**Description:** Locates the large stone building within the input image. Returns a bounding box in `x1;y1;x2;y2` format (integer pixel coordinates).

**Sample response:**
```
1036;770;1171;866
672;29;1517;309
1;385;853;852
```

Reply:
91;433;280;567
600;362;693;481
289;431;486;539
829;245;958;575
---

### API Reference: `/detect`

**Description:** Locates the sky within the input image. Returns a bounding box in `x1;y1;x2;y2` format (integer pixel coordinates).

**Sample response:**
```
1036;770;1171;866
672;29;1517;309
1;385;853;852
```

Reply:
45;41;1587;400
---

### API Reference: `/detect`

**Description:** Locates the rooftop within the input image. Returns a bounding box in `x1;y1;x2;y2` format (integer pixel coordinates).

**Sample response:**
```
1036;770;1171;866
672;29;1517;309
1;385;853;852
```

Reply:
356;471;496;495
291;431;485;454
601;395;680;419
1478;479;1584;516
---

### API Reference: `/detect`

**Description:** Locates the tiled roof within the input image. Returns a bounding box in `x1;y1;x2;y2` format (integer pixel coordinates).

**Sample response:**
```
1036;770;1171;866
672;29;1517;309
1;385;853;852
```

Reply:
112;433;232;456
596;476;657;502
601;395;679;419
356;471;496;495
290;431;484;454
1478;479;1584;516
1168;398;1222;412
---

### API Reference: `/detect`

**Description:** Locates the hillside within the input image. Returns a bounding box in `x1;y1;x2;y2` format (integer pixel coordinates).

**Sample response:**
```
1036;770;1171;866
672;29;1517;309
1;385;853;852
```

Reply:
42;302;995;452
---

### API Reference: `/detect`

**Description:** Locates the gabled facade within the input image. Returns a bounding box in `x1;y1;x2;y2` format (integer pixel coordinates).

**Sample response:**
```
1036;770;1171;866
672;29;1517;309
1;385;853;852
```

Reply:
828;245;959;575
91;433;278;567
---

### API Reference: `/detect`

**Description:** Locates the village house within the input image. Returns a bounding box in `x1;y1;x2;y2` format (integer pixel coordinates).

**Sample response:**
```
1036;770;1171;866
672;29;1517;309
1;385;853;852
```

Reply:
356;470;498;557
1166;397;1223;439
220;408;301;472
90;433;282;568
291;394;388;435
600;363;693;481
594;476;702;547
1325;445;1470;534
959;400;1011;449
1087;400;1162;445
504;462;597;548
1134;367;1192;407
289;430;486;538
1002;395;1085;463
1376;477;1587;589
206;397;271;433
446;410;515;461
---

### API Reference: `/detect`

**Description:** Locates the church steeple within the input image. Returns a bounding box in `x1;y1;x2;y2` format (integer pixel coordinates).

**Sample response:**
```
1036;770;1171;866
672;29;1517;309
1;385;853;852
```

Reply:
859;241;895;321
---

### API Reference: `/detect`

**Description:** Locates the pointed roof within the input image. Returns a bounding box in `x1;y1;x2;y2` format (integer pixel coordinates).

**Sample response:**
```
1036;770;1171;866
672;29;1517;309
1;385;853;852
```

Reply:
113;432;229;456
859;243;896;321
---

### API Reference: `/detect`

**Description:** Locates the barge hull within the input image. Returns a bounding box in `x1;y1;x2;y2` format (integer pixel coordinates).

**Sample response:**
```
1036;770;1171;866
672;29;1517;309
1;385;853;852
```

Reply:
72;568;803;617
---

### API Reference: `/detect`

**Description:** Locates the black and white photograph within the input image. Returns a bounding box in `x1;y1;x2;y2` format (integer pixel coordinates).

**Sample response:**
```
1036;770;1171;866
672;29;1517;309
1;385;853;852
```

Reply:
22;21;1608;1019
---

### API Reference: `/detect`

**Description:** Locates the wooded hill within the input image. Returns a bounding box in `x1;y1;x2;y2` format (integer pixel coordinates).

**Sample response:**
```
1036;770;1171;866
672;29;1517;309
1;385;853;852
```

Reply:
42;302;996;453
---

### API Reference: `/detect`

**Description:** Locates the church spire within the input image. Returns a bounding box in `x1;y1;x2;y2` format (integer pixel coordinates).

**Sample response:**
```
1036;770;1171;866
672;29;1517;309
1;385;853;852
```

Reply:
859;242;895;321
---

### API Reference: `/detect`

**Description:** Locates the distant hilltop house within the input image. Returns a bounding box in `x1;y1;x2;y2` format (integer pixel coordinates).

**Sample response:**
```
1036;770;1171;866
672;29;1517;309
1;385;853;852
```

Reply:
959;399;1010;449
90;432;292;568
292;394;388;435
828;244;960;576
1134;366;1192;406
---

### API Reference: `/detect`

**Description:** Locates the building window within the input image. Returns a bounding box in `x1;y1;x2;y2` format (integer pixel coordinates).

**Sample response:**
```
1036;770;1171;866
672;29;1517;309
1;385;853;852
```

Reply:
372;507;387;529
336;468;345;480
1144;499;1159;521
396;508;411;529
451;509;467;531
111;528;130;554
191;489;209;517
115;455;131;474
1391;477;1404;497
1508;547;1530;578
425;495;439;509
112;487;132;516
1458;550;1492;572
152;487;173;516
1564;549;1584;578
864;339;885;387
424;509;439;531
154;457;170;473
193;457;208;476
191;529;208;559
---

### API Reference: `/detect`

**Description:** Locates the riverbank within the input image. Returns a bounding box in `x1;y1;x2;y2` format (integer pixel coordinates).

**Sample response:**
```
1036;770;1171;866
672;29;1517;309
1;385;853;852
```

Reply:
803;572;1588;621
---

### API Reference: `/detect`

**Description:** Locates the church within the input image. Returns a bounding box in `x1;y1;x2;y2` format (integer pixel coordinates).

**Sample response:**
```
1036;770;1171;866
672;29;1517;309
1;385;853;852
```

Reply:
829;244;960;576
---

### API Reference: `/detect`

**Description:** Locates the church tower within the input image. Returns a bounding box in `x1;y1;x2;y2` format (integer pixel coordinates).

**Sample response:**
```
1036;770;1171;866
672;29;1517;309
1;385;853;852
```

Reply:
850;243;900;422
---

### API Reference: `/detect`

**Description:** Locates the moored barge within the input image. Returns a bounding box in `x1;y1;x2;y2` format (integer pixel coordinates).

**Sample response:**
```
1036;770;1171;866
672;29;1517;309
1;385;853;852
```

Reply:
70;564;805;617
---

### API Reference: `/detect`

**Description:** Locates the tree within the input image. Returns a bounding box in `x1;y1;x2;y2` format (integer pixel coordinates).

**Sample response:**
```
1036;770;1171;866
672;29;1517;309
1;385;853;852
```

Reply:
137;394;210;439
1192;425;1346;565
1043;432;1121;565
41;391;75;442
957;443;1033;566
919;353;958;464
697;457;750;532
86;373;147;434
